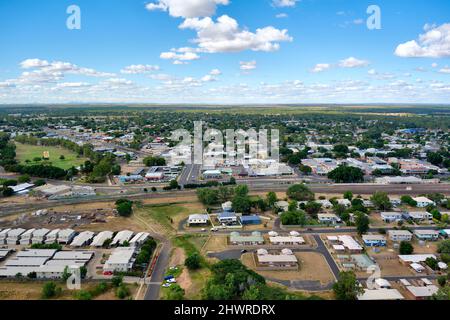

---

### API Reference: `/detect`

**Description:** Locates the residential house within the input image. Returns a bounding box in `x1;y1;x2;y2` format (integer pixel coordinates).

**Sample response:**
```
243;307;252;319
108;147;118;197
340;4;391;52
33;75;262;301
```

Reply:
362;235;387;247
388;230;413;242
414;230;439;241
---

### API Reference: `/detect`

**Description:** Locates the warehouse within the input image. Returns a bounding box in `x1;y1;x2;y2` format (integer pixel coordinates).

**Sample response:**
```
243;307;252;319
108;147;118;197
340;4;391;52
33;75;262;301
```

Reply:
70;231;95;247
44;229;60;244
17;249;57;258
6;228;26;245
5;257;49;267
111;230;134;246
103;247;136;273
19;229;35;245
57;229;76;244
91;231;114;247
130;232;150;246
31;228;50;244
52;251;94;261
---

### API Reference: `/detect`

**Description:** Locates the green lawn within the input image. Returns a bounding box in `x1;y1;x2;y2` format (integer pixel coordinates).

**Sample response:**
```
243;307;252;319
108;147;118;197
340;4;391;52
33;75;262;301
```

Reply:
14;142;86;170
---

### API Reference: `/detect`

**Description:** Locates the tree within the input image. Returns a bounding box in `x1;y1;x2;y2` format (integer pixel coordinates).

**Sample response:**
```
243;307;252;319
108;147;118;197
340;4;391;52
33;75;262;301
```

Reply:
286;184;315;201
232;194;252;214
371;192;392;210
18;174;31;183
427;152;443;166
166;284;185;300
343;191;353;201
2;187;14;197
305;201;322;218
333;144;349;154
280;210;307;226
185;253;202;270
438;240;450;254
112;275;123;288
299;164;312;175
115;199;133;217
432;285;450;300
431;209;442;221
355;212;370;235
399;241;414;255
143;156;166;167
401;195;417;207
266;192;278;208
41;282;60;299
59;155;65;160
437;275;447;287
197;188;219;206
333;271;363;300
425;257;439;270
116;284;130;299
328;165;364;183
33;179;46;187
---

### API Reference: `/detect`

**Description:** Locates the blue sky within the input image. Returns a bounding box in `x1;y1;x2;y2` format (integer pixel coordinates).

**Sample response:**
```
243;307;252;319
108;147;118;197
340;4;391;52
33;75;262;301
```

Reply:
0;0;450;104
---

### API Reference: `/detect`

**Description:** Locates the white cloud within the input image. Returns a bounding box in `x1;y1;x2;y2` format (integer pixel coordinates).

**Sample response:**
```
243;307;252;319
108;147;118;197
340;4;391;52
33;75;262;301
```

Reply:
178;15;292;53
276;13;288;19
353;19;364;25
272;0;299;8
395;23;450;58
160;50;201;63
145;0;230;18
439;66;450;74
311;63;331;73
20;59;50;69
209;69;222;75
338;57;370;68
431;62;438;68
121;64;160;74
368;69;376;75
240;61;257;71
55;82;91;88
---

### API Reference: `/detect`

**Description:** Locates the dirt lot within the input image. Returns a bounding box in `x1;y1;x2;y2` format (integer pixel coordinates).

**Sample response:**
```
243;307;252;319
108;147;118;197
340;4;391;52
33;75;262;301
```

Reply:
241;252;335;284
202;235;229;253
369;254;416;277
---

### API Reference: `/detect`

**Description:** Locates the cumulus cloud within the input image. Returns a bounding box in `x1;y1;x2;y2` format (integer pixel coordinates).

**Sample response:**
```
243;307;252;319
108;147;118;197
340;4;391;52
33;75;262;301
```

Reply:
311;63;331;73
145;0;230;18
240;61;257;71
439;66;450;74
276;13;288;19
209;69;222;75
121;64;160;74
338;57;370;68
272;0;299;8
395;23;450;58
160;50;201;64
178;15;292;53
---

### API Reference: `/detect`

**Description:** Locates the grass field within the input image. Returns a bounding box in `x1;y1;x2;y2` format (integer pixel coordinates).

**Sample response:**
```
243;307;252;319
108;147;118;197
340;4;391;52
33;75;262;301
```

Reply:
14;142;86;170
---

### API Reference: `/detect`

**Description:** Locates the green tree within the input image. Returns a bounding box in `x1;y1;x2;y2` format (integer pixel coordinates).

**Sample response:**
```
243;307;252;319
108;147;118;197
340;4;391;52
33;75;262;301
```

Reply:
143;156;166;167
355;212;370;235
41;282;60;299
18;174;31;183
185;253;201;270
115;199;133;217
166;284;185;300
399;241;414;255
328;165;364;183
266;192;278;208
371;192;392;210
197;188;219;205
343;191;353;201
286;184;315;201
333;271;363;300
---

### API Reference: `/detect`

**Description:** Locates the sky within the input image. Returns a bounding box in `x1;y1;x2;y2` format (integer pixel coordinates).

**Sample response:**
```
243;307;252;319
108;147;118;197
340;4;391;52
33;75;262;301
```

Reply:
0;0;450;104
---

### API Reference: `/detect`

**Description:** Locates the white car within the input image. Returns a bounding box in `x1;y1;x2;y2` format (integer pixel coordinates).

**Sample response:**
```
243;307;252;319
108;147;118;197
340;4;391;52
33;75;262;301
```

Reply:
162;283;171;288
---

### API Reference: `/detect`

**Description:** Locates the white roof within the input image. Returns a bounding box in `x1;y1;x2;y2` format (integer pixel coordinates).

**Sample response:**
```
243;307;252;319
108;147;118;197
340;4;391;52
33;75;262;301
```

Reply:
363;235;386;241
268;231;279;237
45;260;86;267
53;251;94;261
381;211;403;216
46;229;60;238
358;289;404;300
130;232;150;245
17;249;57;258
438;262;448;270
20;229;36;238
58;229;76;238
289;231;300;236
91;231;114;247
105;247;135;265
5;257;48;267
11;183;34;192
333;245;346;251
407;285;439;297
399;279;411;286
188;214;209;221
414;229;439;235
7;228;26;237
413;196;434;203
338;235;363;251
388;230;412;236
257;254;298;263
410;263;425;271
327;236;339;241
0;228;11;237
375;278;391;288
70;231;95;247
269;236;305;244
112;230;134;245
399;254;436;263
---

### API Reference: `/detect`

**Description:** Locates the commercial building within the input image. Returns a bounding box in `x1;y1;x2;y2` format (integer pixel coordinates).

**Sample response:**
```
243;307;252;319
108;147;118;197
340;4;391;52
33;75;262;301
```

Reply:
103;247;136;273
111;230;134;246
328;235;363;253
57;229;76;244
70;231;95;247
414;230;440;241
45;229;60;244
91;231;114;247
6;228;26;245
388;230;413;242
362;235;387;247
129;232;150;246
229;232;264;245
19;229;35;245
31;228;50;244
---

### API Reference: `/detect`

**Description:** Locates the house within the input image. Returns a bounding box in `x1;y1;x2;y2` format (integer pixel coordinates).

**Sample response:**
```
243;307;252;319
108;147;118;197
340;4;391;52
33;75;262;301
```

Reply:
358;288;404;300
19;229;35;245
389;197;402;207
362;235;387;247
388;230;413;242
406;285;439;300
412;197;436;208
70;231;95;247
57;229;76;244
316;199;333;209
91;231;114;247
256;249;298;270
188;214;209;226
405;211;433;222
103;247;136;273
413;230;439;241
318;213;341;225
240;215;262;225
380;212;403;223
6;228;26;245
269;236;305;246
31;228;50;244
217;212;238;225
399;254;437;264
332;235;363;253
229;232;264;245
337;199;351;207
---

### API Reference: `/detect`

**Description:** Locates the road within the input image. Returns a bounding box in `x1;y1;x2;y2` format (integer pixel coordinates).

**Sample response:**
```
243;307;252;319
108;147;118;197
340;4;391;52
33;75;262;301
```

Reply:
144;238;172;300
